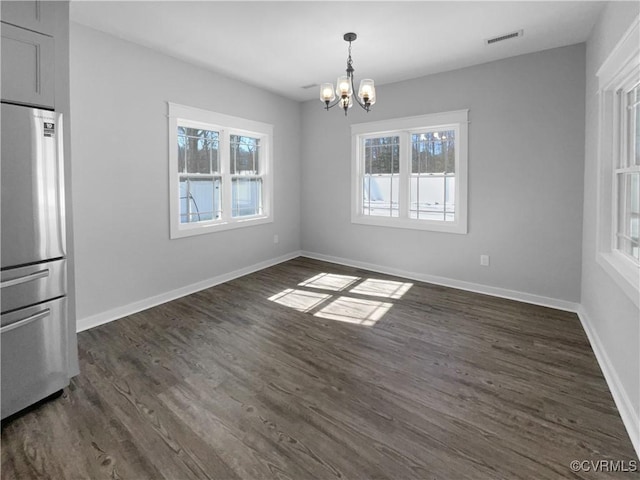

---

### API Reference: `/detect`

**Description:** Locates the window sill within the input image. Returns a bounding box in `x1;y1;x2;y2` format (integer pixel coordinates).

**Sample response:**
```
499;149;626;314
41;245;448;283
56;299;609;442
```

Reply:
170;215;272;239
351;214;467;234
597;251;640;307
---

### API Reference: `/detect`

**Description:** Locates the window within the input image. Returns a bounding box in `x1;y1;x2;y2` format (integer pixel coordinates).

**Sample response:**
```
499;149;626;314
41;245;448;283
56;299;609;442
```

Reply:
362;136;400;217
168;103;273;239
595;16;640;304
178;126;221;224
616;82;640;263
352;110;468;233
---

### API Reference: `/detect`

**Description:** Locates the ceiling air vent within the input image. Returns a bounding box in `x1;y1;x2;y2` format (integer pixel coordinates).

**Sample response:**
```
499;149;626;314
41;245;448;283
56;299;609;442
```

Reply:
485;30;523;45
301;83;318;89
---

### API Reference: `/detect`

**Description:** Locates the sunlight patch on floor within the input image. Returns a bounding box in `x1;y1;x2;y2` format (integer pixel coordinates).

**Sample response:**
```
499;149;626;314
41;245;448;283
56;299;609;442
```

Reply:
267;288;332;313
268;270;414;327
349;278;413;299
298;273;360;291
314;296;393;326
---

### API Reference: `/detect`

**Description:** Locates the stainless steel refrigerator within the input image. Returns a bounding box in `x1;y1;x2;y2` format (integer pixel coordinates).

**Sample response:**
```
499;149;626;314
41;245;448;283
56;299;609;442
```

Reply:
1;103;72;419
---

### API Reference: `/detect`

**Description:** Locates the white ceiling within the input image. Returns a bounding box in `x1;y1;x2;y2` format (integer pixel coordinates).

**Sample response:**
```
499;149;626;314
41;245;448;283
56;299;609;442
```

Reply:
70;1;605;101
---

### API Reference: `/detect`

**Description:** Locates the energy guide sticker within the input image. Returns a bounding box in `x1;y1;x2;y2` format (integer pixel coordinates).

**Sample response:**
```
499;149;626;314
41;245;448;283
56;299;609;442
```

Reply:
44;122;55;137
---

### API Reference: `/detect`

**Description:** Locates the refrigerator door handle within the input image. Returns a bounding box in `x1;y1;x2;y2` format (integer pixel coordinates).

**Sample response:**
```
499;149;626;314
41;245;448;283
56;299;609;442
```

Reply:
1;309;51;334
0;269;50;289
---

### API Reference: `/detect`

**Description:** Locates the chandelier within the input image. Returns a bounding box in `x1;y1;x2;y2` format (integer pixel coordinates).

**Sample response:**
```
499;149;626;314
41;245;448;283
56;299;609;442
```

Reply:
319;33;376;116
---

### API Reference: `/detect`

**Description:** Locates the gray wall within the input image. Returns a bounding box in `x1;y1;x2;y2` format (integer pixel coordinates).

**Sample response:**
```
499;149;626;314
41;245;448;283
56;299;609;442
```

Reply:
68;6;638;453
301;44;586;303
582;1;640;437
70;24;301;322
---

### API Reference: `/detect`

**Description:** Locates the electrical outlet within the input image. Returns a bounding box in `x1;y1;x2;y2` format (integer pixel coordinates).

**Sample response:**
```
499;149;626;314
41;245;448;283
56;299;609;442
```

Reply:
480;255;490;266
273;234;279;244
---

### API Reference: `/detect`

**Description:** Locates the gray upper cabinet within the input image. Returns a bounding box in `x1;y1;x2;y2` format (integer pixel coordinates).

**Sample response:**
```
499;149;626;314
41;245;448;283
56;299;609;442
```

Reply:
1;22;55;108
1;1;55;36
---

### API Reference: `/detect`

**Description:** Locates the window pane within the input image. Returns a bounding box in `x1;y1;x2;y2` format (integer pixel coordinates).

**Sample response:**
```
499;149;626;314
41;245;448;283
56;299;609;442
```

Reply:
364;137;399;174
232;177;262;217
230;135;260;175
618;174;626;243
362;136;399;217
179;177;221;223
362;175;399;217
629;172;639;260
628;84;640;167
410;175;454;221
411;130;455;174
618;172;640;260
178;127;186;173
445;176;456;222
179;127;219;174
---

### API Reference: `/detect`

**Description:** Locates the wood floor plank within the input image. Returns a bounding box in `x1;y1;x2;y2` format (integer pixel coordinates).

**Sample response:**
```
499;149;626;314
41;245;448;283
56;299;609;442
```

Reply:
2;257;637;479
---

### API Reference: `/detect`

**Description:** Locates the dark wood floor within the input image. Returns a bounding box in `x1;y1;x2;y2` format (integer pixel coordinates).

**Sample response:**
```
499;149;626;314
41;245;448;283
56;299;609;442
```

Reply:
1;257;637;479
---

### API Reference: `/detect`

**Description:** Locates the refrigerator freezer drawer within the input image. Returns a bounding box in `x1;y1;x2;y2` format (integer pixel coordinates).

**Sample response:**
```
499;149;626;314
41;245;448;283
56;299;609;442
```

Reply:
1;104;66;268
1;258;66;313
1;297;68;419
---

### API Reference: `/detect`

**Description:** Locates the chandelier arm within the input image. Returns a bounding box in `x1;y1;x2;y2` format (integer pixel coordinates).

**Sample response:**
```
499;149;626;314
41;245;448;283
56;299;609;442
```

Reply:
324;97;346;110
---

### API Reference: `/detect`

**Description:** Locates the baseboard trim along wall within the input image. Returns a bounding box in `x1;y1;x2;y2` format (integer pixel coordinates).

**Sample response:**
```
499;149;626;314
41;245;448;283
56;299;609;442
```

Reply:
301;251;639;456
77;249;578;333
300;251;579;312
76;249;637;458
78;249;580;334
576;306;640;458
76;251;303;333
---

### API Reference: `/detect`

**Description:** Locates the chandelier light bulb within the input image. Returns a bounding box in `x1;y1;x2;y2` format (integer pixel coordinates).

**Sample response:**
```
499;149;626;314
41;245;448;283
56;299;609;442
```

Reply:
341;95;353;109
358;79;376;105
336;76;352;98
320;83;336;102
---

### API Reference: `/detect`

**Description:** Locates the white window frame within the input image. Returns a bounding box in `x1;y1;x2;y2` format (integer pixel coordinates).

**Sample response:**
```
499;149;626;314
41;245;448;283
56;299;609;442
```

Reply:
595;15;640;306
351;110;469;234
168;103;273;239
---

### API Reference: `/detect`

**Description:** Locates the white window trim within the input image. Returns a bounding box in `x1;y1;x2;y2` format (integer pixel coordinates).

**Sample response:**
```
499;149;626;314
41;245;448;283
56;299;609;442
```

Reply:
168;103;274;239
595;15;640;307
351;110;469;234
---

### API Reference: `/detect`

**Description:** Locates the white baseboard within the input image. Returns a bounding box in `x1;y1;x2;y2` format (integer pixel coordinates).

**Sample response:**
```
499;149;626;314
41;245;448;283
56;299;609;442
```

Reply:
76;249;637;458
301;251;639;457
76;250;302;333
577;306;640;459
300;250;579;312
